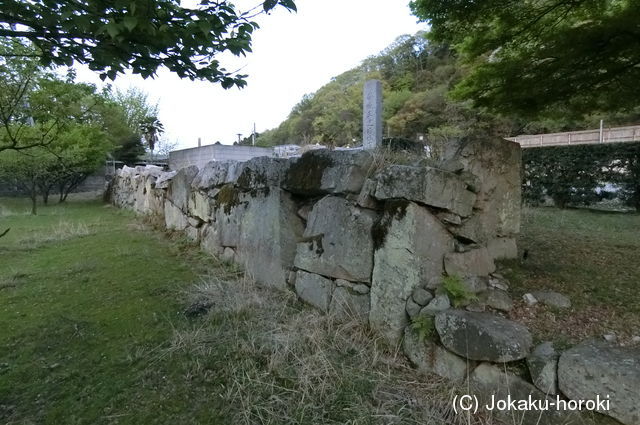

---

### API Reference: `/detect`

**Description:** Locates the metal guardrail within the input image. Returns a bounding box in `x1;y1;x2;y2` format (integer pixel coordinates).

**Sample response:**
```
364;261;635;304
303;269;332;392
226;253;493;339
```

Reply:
505;124;640;148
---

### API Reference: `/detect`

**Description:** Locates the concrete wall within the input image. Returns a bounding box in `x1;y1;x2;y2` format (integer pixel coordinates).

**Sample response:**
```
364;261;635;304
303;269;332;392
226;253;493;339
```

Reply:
169;144;273;170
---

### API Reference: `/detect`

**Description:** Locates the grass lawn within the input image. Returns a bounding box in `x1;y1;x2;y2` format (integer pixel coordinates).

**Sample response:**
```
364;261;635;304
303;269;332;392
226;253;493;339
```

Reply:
1;197;237;424
0;197;633;425
502;206;640;347
0;197;464;425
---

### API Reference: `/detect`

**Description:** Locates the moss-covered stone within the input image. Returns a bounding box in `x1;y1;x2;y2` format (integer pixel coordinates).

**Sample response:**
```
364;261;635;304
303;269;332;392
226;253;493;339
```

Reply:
237;168;268;190
284;152;334;195
372;200;409;251
215;184;242;214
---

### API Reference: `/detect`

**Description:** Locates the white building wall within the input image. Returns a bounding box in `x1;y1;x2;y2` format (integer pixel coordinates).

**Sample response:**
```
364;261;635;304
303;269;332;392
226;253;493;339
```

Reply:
169;145;274;170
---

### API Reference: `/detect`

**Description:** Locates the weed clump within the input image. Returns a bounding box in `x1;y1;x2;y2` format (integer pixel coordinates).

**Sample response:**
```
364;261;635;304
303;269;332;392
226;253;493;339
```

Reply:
442;274;477;307
411;314;436;343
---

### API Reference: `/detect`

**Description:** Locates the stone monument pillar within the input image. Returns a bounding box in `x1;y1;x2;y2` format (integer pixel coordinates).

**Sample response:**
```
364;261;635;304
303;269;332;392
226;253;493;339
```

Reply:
363;79;382;150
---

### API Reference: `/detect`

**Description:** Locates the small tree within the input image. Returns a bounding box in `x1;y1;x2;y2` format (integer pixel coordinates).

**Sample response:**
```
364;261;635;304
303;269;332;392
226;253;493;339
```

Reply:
0;147;54;214
50;124;112;202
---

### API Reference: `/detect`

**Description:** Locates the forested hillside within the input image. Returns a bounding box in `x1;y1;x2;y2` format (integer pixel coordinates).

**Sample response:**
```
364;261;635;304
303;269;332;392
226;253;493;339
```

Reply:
252;32;640;148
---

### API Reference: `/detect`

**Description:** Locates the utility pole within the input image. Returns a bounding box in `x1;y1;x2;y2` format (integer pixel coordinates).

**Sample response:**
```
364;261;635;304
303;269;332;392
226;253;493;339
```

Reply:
599;120;604;143
252;122;256;146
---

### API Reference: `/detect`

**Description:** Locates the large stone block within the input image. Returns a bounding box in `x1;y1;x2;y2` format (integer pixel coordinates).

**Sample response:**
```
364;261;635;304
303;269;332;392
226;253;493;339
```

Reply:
294;270;334;312
233;156;290;190
527;342;559;395
294;196;377;283
373;165;476;217
188;190;213;222
444;248;496;277
155;170;177;189
164;201;189;231
200;187;303;289
200;224;224;256
487;236;518;260
558;339;640;425
448;138;522;238
370;202;454;344
236;188;304;289
329;281;370;320
403;326;469;383
111;168;138;208
469;363;576;425
132;175;147;214
191;161;231;189
435;310;532;362
167;165;199;212
283;149;373;196
207;184;248;248
134;174;164;216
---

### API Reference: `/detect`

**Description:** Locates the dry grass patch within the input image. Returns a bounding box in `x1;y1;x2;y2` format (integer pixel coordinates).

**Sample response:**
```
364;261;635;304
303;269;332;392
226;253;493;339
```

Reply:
366;145;427;178
0;271;29;291
15;220;93;250
173;272;493;425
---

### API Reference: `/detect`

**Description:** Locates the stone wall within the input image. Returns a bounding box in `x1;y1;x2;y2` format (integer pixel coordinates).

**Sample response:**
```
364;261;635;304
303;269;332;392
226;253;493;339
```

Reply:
109;138;638;425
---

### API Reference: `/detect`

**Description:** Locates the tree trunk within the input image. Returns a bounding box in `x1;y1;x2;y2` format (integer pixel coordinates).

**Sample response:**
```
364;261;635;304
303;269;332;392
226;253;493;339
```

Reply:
59;181;66;203
62;173;87;202
30;185;37;215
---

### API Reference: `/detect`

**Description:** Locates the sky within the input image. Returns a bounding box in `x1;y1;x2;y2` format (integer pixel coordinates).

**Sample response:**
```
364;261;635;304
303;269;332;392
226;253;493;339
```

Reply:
76;1;426;149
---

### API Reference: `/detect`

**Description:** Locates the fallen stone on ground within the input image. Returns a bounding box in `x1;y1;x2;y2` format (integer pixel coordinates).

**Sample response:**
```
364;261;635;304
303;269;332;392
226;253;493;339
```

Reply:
531;291;571;309
470;363;578;425
435;310;532;362
558;339;640;425
527;342;559;395
481;289;513;312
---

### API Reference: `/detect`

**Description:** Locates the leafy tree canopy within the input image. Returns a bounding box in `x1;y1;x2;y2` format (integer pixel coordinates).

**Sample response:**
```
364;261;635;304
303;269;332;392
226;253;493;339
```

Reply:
257;33;518;148
0;0;296;87
409;0;640;117
0;38;161;165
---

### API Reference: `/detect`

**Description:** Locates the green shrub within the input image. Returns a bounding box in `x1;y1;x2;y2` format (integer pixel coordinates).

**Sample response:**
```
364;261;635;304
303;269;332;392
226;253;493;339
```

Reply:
522;142;640;211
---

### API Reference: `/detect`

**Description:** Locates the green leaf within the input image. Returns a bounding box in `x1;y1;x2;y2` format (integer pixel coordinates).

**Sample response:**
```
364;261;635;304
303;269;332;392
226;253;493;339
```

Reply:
105;24;120;39
279;0;297;12
263;0;277;12
198;20;211;34
123;17;138;31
